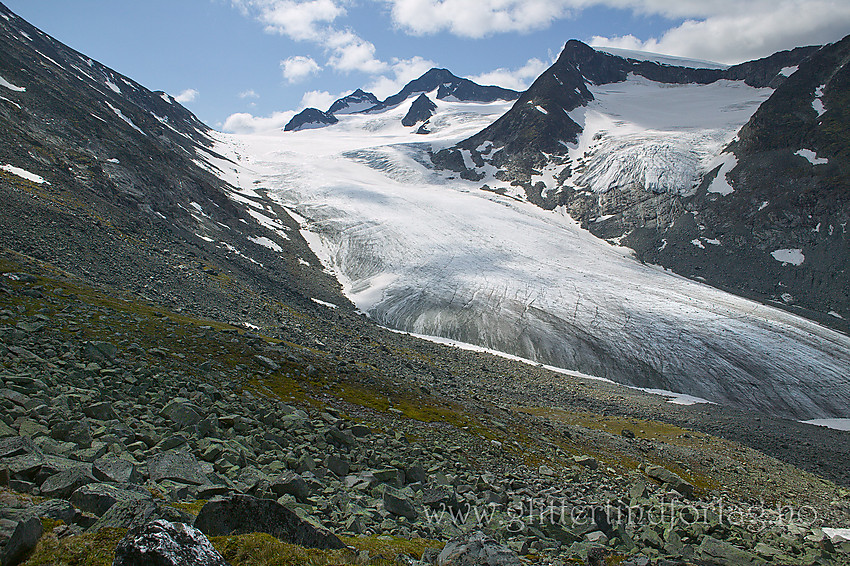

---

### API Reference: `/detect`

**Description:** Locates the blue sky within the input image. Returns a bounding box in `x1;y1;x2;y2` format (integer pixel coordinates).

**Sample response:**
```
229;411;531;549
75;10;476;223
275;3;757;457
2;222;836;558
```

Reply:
5;1;850;132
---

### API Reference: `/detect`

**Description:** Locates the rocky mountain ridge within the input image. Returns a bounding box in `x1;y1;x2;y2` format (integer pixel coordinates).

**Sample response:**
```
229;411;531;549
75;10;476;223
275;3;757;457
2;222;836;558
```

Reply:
285;68;519;132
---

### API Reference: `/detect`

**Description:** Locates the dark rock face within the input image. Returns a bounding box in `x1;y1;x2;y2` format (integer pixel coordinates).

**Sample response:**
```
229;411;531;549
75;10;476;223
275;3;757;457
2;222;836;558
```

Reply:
112;520;230;566
631;34;850;324
193;494;345;550
327;88;379;114
401;94;437;127
284;108;339;132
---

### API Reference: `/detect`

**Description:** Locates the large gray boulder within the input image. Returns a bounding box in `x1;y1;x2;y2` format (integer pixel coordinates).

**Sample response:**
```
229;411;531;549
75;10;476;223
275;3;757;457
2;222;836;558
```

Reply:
112;519;230;566
0;516;42;566
39;466;97;499
88;499;191;533
270;471;309;502
438;531;522;566
383;486;417;520
70;482;152;516
159;399;202;428
193;494;345;550
147;450;207;485
93;455;141;484
644;465;694;497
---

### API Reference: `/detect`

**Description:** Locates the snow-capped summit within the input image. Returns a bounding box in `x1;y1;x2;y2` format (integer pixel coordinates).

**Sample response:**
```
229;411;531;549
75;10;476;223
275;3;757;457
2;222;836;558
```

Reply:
327;88;379;115
368;68;519;113
284;108;339;131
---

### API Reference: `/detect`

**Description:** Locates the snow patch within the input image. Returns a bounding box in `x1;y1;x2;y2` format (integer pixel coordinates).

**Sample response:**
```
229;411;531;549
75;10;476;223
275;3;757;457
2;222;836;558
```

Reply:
534;105;548;115
311;298;338;309
0;95;21;109
812;84;826;116
778;65;797;77
248;236;283;252
105;79;121;94
771;248;805;266
801;420;850;432
1;164;47;184
706;152;736;195
594;47;728;70
828;311;844;319
795;149;827;165
0;75;25;92
691;239;705;249
107;158;120;164
298;258;310;266
105;102;145;136
758;201;769;211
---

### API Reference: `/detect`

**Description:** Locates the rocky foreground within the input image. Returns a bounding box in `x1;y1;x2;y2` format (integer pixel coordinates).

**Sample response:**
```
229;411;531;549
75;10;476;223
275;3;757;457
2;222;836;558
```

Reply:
0;252;849;566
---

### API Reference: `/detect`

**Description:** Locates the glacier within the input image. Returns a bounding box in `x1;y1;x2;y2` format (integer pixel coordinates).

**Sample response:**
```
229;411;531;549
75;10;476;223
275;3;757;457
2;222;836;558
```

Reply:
209;87;850;421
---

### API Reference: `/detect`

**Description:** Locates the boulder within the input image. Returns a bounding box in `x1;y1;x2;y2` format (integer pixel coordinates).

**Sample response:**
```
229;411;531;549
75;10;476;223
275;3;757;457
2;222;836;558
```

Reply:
437;531;522;566
88;499;192;533
0;516;42;566
270;471;309;502
112;519;230;566
194;494;345;550
0;436;41;459
39;466;97;499
159;399;202;428
699;536;762;565
383;486;418;520
644;465;694;497
147;450;207;485
82;341;118;362
83;401;118;421
70;482;152;516
49;420;92;448
324;455;350;477
93;455;141;484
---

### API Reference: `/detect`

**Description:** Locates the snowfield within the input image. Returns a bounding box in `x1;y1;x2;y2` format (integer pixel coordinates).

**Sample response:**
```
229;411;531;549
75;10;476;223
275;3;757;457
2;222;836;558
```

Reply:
208;86;850;421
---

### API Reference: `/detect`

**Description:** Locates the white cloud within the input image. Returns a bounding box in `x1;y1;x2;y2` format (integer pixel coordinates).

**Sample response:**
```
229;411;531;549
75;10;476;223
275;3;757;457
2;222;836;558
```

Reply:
222;110;296;133
239;89;260;99
382;0;572;38
469;57;549;90
380;0;850;64
365;56;437;99
590;0;850;64
300;89;341;110
324;30;388;73
174;88;199;103
282;55;323;82
232;0;345;41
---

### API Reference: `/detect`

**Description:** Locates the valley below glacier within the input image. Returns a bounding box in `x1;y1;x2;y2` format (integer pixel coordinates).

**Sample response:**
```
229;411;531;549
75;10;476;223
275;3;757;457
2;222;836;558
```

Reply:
205;96;850;423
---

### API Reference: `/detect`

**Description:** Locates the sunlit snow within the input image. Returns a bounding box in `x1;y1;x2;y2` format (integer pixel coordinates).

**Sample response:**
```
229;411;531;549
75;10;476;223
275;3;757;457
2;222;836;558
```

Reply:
206;81;850;420
0;75;25;92
795;148;828;165
567;76;770;196
1;164;47;184
771;249;805;266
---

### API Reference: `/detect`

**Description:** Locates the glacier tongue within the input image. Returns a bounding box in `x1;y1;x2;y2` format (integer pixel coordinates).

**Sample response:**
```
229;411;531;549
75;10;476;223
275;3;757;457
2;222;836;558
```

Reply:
210;97;850;422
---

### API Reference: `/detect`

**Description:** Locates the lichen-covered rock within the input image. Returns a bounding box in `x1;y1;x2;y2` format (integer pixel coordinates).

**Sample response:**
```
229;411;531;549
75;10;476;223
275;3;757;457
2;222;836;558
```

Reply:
112;519;230;566
193;494;345;550
0;516;42;566
437;531;522;566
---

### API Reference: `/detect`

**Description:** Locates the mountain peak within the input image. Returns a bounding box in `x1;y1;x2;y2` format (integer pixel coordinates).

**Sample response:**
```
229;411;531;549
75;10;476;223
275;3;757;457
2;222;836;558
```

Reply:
327;89;379;115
